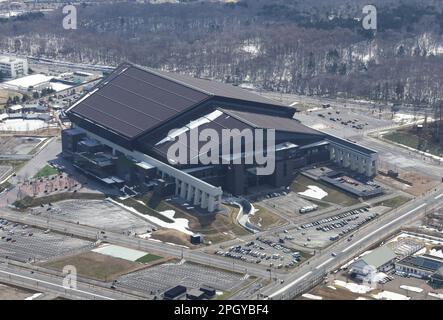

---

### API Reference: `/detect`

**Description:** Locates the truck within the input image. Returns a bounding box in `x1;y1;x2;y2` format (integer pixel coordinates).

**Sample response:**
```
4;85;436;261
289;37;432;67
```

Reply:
299;205;319;214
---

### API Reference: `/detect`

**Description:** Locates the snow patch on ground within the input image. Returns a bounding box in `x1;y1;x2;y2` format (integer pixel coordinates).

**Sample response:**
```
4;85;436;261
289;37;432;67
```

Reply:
333;280;374;294
109;198;194;236
298;185;328;200
429;248;443;259
400;285;423;293
371;291;410;300
311;123;328;130
428;292;443;300
241;43;260;56
0;119;48;131
302;293;323;300
25;293;42;300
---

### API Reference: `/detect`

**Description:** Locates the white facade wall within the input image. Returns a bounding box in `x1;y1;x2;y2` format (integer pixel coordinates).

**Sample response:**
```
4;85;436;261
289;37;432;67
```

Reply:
0;56;28;79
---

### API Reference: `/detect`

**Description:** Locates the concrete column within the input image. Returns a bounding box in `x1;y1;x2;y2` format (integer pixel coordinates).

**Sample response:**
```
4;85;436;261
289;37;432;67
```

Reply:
186;184;194;202
194;188;201;206
208;195;215;213
175;178;180;195
366;158;374;177
201;192;208;209
329;146;335;161
350;154;358;171
359;158;365;175
333;147;340;164
215;195;222;211
337;148;343;166
180;181;187;199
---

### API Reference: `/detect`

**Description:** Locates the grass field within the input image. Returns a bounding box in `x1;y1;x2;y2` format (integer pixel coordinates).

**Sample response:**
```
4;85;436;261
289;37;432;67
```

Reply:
41;251;143;282
33;165;59;178
383;131;443;157
135;253;163;264
250;204;285;230
374;195;411;208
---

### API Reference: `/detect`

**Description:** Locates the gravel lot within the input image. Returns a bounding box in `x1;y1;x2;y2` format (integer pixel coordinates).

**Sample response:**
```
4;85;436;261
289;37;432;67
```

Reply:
32;199;157;235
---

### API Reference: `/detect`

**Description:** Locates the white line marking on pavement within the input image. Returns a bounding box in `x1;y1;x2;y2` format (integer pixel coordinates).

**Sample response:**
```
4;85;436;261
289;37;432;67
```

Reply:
269;271;312;298
316;257;334;270
0;269;115;300
342;203;427;253
435;194;443;200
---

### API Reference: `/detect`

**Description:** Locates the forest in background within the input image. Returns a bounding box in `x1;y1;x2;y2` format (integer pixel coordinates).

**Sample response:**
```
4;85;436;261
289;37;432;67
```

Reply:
1;0;443;106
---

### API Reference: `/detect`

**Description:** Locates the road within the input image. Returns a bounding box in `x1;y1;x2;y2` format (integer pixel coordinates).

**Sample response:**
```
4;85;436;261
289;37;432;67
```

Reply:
0;262;142;300
259;187;443;300
0;208;274;279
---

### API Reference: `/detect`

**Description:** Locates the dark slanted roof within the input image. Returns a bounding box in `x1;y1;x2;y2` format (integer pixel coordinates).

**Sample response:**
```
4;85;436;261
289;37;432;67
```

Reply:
222;109;325;136
149;109;254;159
68;63;209;139
154;68;285;107
68;63;285;140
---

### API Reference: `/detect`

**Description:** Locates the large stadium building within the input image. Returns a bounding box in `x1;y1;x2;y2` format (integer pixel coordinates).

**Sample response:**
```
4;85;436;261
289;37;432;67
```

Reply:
62;63;378;212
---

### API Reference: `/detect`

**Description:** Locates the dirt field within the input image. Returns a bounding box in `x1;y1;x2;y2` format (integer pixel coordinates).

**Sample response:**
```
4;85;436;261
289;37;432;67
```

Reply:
0;283;36;300
250;204;286;230
291;175;359;207
40;251;145;282
0;136;45;155
154;201;249;244
151;229;196;247
175;203;249;244
297;284;375;300
376;171;440;196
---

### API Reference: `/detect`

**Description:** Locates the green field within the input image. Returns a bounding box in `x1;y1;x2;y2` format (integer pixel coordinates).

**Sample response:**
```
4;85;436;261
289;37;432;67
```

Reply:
383;131;443;156
135;253;163;264
33;165;59;178
374;195;411;208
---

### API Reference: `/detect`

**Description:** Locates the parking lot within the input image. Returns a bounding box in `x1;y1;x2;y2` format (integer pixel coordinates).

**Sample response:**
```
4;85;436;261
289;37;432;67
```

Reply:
295;106;394;139
259;191;329;219
30;199;157;235
284;205;390;249
0;219;93;263
116;261;246;295
215;237;307;270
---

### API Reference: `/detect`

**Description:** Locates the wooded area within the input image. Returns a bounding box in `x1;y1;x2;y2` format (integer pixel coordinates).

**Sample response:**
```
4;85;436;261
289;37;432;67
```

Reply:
1;0;443;106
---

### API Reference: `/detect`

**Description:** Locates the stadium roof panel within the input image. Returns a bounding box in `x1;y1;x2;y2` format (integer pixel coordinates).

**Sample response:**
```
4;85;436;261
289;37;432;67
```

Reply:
222;109;324;136
69;63;284;139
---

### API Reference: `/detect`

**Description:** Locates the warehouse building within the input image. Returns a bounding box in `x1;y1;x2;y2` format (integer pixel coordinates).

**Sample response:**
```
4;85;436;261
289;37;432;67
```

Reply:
349;246;397;279
395;254;443;279
62;63;378;212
